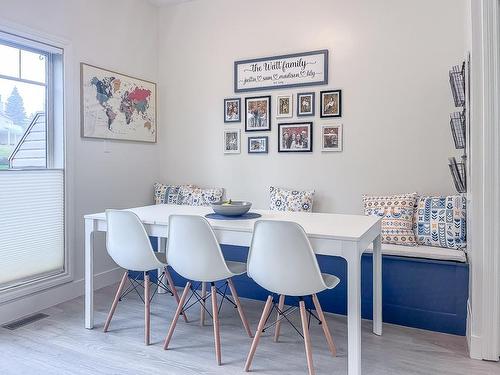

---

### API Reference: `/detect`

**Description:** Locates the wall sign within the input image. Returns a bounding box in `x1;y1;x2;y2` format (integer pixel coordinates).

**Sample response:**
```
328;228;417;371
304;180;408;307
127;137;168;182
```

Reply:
234;49;328;93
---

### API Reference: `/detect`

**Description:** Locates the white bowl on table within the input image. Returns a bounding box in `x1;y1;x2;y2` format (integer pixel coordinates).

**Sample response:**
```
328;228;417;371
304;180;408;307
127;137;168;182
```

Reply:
211;201;252;217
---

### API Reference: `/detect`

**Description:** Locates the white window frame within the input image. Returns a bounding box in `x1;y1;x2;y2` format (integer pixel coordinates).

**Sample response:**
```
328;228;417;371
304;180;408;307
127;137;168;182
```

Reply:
0;21;74;304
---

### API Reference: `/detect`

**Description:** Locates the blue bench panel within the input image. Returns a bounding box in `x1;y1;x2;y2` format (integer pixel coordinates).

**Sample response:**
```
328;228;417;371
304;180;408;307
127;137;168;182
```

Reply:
135;239;469;336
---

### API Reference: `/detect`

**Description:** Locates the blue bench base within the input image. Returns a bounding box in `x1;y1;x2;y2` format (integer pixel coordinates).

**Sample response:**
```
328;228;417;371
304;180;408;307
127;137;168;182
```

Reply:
140;240;469;336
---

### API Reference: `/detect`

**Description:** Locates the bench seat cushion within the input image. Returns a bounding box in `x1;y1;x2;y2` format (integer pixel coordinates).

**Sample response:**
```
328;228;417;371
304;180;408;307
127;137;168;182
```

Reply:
365;243;466;262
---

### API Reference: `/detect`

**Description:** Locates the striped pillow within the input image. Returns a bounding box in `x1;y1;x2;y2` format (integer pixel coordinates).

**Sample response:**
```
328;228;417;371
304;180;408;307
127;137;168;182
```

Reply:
363;193;418;246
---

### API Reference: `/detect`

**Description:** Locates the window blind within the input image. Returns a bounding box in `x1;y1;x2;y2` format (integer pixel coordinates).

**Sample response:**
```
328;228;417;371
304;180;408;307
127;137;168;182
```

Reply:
0;170;64;288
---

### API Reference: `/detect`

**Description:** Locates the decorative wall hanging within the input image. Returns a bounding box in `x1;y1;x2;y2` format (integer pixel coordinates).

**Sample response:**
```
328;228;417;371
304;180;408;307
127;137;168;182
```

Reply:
223;128;241;154
297;92;315;116
276;94;293;118
320;89;342;118
81;63;156;142
245;96;271;131
278;122;313;152
248;136;268;154
321;124;343;152
224;98;241;123
234;50;328;92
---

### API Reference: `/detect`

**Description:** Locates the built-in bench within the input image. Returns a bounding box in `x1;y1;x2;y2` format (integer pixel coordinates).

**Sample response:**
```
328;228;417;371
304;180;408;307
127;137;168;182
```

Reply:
148;240;468;336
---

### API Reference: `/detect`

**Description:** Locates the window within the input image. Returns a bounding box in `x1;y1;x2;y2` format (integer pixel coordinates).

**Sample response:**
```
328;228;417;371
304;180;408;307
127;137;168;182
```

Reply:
0;31;65;294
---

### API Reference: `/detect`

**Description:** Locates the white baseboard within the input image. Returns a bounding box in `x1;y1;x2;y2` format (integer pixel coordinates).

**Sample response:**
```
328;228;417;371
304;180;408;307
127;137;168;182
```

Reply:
0;267;122;326
467;299;483;360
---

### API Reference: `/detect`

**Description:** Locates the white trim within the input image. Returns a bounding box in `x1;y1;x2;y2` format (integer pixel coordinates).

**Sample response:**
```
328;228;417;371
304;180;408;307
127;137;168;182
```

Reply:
468;0;500;361
479;0;500;360
0;18;76;303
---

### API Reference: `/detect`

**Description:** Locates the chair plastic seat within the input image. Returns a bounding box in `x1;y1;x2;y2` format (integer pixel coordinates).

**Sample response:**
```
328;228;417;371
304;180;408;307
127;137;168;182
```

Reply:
322;273;340;290
226;261;247;276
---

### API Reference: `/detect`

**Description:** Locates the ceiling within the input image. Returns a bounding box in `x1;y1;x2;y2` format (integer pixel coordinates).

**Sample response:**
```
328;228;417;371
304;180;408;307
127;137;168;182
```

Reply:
148;0;195;6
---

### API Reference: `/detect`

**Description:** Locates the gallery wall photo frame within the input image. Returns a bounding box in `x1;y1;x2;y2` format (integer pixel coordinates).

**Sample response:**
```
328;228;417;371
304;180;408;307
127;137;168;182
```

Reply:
297;92;315;117
248;136;269;154
276;94;293;118
245;95;271;132
278;122;313;152
321;124;343;152
224;97;241;123
80;63;157;143
234;49;329;93
223;128;241;154
320;89;342;118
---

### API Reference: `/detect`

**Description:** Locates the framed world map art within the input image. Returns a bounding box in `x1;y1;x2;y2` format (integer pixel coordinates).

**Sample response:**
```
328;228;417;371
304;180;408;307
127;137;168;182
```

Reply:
80;63;157;142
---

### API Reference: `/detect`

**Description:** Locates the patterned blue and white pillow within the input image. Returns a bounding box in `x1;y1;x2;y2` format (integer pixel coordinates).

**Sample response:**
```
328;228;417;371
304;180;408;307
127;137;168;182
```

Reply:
179;186;224;206
269;186;314;212
414;195;466;250
153;183;194;205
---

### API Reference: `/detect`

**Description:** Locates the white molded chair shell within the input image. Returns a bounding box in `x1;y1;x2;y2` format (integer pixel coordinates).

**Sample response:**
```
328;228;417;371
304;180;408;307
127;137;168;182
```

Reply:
247;220;340;297
106;210;166;272
167;215;245;282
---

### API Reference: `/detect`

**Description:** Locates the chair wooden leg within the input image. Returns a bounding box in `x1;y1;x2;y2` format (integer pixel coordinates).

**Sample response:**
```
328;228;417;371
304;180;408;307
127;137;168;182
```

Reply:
211;284;222;365
312;294;337;357
144;272;151;345
227;278;253;338
200;282;206;326
244;295;273;372
163;282;191;350
274;294;285;342
164;267;189;323
299;300;315;375
103;271;128;332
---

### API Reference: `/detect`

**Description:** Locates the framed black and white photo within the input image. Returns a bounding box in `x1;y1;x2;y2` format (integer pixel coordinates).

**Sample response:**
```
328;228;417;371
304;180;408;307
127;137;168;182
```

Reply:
321;124;343;152
276;94;293;118
224;98;241;123
245;96;271;131
248;136;268;154
278;122;313;152
320;89;342;118
297;92;315;116
223;128;240;154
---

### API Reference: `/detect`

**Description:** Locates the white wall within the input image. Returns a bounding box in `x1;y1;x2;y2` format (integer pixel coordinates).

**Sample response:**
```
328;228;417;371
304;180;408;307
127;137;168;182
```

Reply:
158;0;467;214
0;0;159;322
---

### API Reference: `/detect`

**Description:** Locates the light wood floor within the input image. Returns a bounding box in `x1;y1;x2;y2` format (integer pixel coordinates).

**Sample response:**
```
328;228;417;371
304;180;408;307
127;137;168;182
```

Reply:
0;283;498;375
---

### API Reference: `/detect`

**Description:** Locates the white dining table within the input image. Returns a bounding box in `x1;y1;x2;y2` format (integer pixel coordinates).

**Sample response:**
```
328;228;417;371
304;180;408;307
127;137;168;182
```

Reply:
84;204;382;375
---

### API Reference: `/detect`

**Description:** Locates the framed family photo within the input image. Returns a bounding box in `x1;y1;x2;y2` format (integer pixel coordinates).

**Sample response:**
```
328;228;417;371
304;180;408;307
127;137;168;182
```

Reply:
276;94;293;118
297;92;315;116
245;96;271;131
248;136;268;154
320;89;342;118
321;124;343;152
278;122;313;152
223;128;241;154
224;98;241;122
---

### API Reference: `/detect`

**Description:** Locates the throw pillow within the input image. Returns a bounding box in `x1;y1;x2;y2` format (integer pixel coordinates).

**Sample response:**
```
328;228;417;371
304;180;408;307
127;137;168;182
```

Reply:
362;193;418;246
179;186;224;206
414;195;466;249
269;186;314;212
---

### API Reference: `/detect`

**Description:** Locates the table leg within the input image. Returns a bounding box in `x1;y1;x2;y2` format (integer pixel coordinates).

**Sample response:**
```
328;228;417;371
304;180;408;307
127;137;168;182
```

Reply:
85;218;96;329
157;237;167;294
373;235;382;336
346;244;362;375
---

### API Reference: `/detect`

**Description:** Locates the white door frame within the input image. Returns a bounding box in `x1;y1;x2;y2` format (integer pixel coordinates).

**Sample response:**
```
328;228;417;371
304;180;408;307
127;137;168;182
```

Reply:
468;0;500;361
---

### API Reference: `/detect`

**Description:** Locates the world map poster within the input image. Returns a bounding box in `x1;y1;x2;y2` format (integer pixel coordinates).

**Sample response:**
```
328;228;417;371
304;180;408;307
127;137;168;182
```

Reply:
81;63;156;142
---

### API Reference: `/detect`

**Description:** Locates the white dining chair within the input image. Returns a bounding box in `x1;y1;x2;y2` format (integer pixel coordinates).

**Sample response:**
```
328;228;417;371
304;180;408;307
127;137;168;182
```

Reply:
103;209;187;345
244;220;340;375
162;215;252;365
